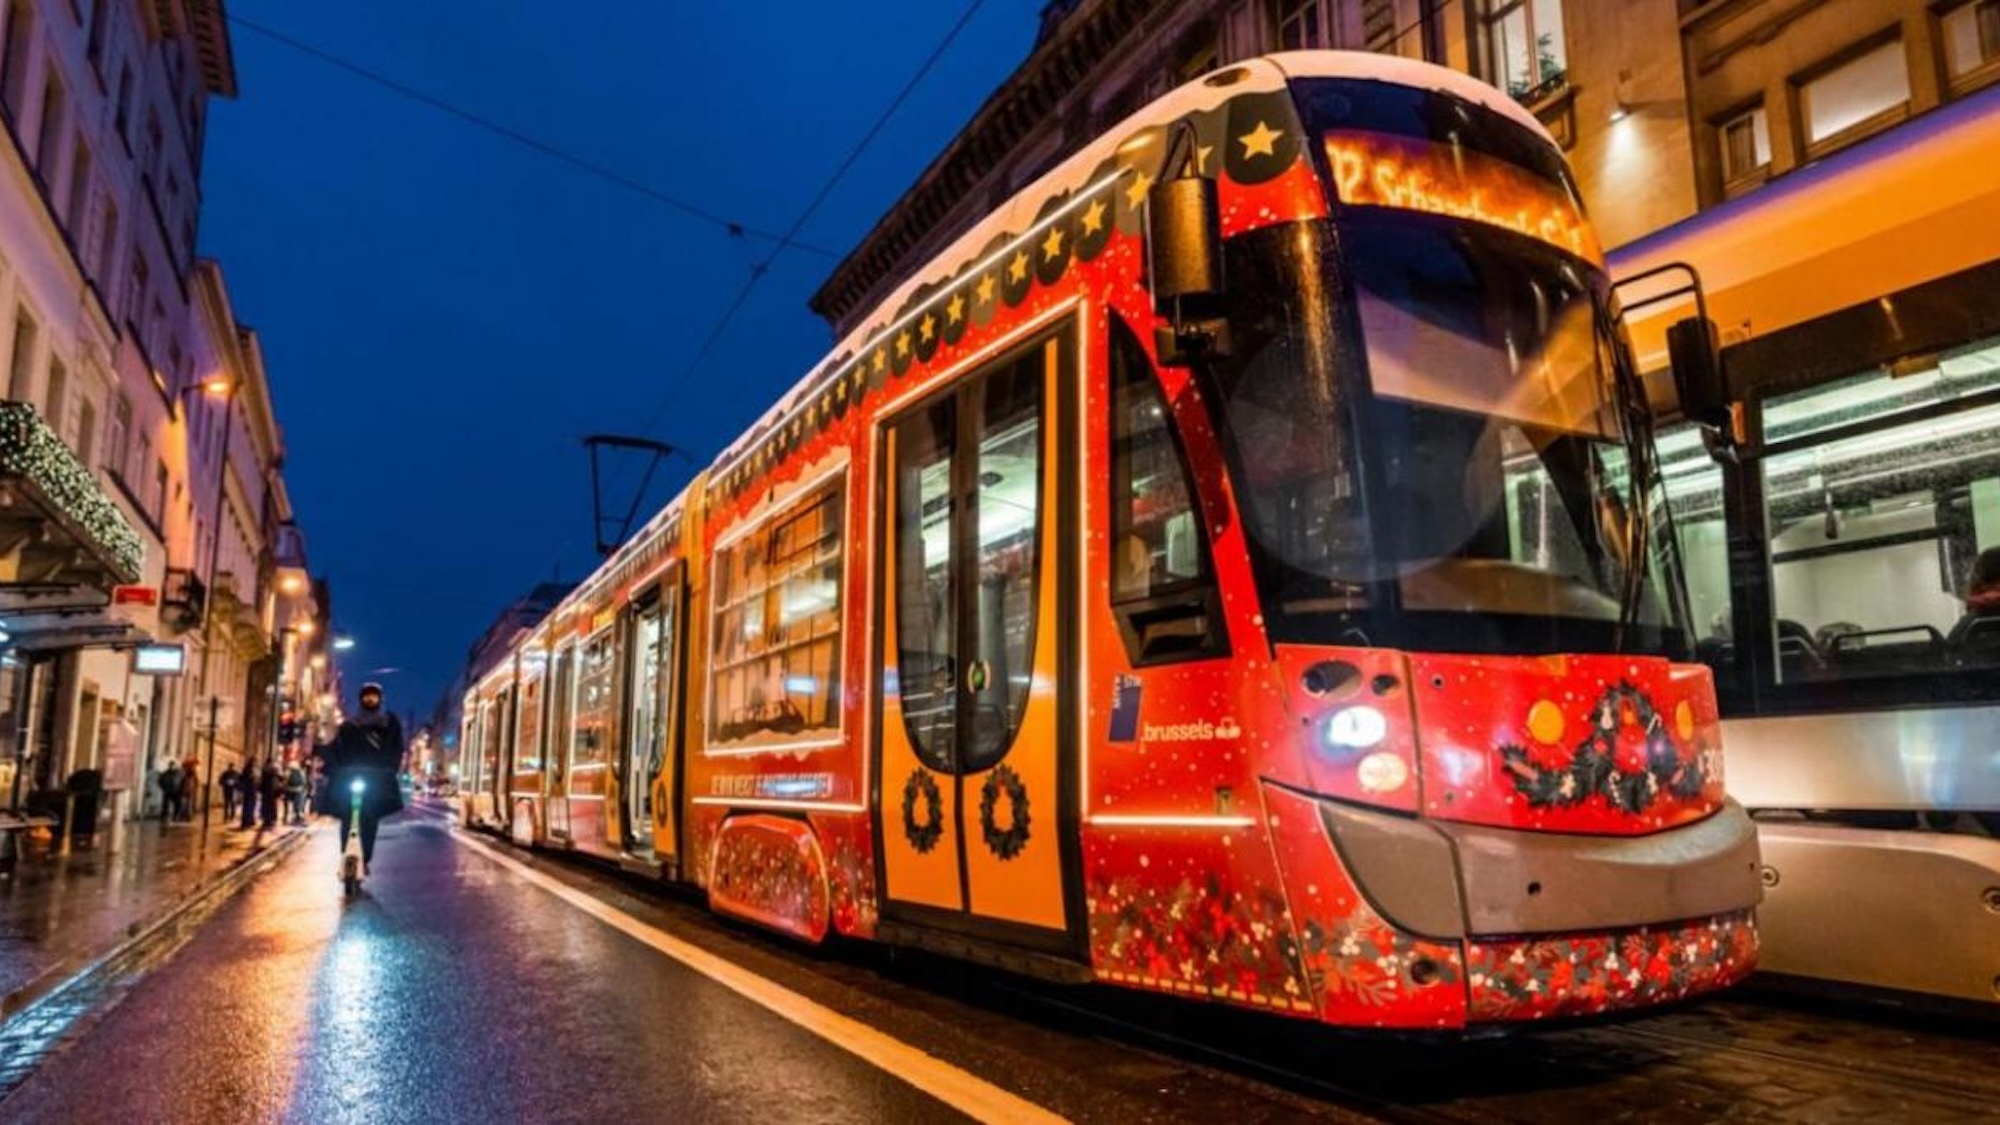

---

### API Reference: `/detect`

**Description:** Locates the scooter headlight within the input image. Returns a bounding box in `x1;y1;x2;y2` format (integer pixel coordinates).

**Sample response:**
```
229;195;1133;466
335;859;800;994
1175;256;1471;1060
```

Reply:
350;778;366;794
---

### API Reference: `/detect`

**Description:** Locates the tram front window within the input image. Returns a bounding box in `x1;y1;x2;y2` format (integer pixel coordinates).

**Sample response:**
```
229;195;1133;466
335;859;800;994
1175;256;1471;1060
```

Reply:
1206;218;1685;657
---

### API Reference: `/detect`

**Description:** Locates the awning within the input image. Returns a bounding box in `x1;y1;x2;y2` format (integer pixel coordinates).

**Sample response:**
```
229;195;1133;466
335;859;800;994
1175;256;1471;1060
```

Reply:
0;586;153;654
1610;80;2000;373
0;401;145;587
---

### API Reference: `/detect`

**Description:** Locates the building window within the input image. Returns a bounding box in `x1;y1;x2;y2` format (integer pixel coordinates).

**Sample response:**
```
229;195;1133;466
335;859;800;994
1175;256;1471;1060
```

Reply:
708;476;845;748
86;0;110;69
45;358;67;440
1272;0;1329;51
1799;38;1911;149
1484;0;1567;100
97;198;118;281
1;3;33;125
1943;0;2000;86
114;62;131;141
65;134;91;235
75;396;95;467
35;70;65;178
125;250;148;326
106;392;130;478
6;310;38;400
1719;105;1772;185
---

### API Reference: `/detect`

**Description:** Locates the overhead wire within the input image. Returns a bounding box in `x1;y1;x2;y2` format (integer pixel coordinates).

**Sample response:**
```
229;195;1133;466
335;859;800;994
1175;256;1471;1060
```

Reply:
224;13;839;258
573;0;991;564
624;0;991;442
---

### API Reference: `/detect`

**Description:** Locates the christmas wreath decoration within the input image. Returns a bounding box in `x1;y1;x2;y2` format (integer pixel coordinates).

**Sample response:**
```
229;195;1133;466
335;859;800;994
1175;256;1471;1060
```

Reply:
1498;682;1708;815
978;763;1032;860
901;769;944;854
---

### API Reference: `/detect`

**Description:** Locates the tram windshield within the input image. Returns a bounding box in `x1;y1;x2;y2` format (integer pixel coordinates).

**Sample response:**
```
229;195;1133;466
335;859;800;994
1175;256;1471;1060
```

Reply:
1199;81;1686;657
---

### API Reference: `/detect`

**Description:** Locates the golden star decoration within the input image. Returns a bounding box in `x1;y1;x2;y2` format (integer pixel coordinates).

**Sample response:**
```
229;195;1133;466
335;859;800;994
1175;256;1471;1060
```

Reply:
1123;169;1153;210
919;314;936;343
976;273;997;304
1080;198;1107;236
1239;120;1285;159
946;293;966;323
895;331;912;358
1041;225;1065;262
872;350;886;374
1007;251;1029;283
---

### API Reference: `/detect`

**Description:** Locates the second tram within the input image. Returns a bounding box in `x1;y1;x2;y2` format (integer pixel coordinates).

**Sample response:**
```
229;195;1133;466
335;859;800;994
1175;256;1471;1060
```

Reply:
1615;76;2000;1007
460;51;1761;1030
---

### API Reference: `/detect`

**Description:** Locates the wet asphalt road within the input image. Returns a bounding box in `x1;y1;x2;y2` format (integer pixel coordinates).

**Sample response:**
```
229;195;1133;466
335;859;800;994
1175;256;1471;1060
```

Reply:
0;804;968;1125
8;800;1998;1124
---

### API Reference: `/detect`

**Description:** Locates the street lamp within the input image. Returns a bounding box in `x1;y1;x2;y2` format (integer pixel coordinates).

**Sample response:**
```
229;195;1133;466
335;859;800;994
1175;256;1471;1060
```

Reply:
332;635;356;652
185;375;238;831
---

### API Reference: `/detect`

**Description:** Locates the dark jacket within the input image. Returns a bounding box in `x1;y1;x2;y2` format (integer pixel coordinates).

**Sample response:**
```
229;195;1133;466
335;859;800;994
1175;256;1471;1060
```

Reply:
313;711;407;819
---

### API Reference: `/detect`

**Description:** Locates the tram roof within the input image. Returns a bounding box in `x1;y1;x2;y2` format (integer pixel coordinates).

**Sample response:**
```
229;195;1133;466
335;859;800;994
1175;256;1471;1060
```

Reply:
710;51;1552;480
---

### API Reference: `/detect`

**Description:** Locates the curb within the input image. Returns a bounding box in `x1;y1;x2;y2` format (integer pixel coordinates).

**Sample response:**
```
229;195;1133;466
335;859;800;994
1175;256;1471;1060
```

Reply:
0;826;316;1026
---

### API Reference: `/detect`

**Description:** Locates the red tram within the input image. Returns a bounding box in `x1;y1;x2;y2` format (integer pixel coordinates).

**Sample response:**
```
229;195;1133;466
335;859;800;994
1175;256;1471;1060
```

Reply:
460;51;1761;1029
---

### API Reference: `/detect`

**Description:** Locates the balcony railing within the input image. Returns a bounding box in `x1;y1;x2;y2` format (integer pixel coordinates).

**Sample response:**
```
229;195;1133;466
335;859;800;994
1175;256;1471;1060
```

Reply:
0;401;144;583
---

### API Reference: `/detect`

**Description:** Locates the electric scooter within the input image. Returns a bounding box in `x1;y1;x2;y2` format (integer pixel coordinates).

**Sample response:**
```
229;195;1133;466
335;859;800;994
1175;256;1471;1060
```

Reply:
341;776;366;897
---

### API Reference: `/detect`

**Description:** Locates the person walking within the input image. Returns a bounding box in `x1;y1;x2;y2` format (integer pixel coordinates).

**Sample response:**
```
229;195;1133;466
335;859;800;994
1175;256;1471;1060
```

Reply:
219;764;240;821
259;759;282;831
157;760;182;823
315;683;406;880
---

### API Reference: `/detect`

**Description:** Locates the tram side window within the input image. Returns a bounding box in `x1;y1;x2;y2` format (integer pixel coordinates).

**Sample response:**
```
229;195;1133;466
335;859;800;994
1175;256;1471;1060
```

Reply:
1659;422;1735;676
516;671;544;774
1109;317;1226;664
709;478;845;747
1758;335;2000;685
572;631;618;769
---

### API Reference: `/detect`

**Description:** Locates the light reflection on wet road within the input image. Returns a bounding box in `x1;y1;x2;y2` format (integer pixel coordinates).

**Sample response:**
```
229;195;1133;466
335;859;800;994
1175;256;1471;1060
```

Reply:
1;806;968;1125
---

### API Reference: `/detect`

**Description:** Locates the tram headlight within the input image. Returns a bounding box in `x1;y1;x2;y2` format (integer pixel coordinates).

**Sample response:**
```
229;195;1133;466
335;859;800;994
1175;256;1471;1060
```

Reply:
1321;705;1387;750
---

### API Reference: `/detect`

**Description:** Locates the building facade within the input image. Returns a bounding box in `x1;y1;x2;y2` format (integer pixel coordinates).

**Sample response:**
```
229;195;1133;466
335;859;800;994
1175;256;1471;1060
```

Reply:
0;2;328;828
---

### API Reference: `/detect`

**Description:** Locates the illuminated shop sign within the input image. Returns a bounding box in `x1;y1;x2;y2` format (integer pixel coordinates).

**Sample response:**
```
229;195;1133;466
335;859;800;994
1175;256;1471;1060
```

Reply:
1322;130;1601;263
131;643;187;676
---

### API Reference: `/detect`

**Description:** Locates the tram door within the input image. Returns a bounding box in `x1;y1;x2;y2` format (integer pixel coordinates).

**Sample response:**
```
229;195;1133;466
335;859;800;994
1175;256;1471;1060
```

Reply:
877;333;1073;939
622;590;676;859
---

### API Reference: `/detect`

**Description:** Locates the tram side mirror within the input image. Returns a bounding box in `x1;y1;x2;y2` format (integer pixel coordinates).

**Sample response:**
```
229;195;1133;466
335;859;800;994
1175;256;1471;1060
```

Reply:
1667;315;1730;432
1146;175;1232;368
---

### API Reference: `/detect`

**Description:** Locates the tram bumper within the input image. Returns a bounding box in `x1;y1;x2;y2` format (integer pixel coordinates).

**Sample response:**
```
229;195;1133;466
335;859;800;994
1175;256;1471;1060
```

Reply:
1318;797;1763;1021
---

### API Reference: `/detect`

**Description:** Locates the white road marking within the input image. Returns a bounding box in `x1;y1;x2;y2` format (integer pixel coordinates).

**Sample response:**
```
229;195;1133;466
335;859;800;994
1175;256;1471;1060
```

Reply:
450;830;1070;1125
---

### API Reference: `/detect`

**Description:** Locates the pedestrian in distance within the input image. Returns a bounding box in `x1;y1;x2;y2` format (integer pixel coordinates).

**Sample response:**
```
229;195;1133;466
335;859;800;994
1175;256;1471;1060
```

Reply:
237;759;260;830
157;760;181;823
259;759;282;831
178;759;199;822
315;682;406;881
219;764;240;821
285;759;308;826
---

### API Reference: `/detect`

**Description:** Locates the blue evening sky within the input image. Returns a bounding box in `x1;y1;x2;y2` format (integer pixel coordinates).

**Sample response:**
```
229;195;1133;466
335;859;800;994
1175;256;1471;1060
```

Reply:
200;3;1041;721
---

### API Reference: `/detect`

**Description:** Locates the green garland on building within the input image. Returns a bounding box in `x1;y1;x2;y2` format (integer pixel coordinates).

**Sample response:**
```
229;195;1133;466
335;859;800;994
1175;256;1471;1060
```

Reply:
0;401;145;582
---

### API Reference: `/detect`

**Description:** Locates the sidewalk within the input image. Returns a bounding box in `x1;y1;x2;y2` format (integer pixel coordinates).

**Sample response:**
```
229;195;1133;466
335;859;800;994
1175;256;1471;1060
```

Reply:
0;812;309;1016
